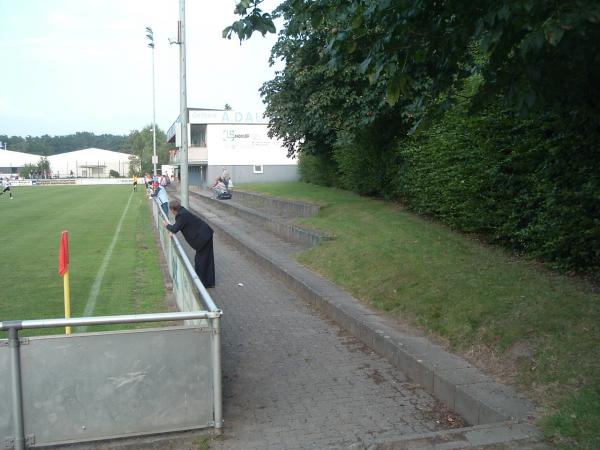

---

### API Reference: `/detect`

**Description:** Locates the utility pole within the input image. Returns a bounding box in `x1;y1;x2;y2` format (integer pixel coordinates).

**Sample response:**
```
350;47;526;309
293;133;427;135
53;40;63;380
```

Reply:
178;0;189;208
145;27;158;178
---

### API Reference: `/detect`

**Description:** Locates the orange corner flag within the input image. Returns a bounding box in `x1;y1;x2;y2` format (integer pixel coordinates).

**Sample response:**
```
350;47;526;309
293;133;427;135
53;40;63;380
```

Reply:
59;231;69;276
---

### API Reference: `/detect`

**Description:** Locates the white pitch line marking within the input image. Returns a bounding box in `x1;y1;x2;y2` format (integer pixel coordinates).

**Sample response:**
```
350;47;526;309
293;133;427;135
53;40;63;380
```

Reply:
79;192;134;331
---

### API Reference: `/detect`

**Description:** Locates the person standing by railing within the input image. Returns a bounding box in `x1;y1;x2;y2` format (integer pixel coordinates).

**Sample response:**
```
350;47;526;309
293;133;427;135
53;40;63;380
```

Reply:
163;200;215;288
151;181;169;218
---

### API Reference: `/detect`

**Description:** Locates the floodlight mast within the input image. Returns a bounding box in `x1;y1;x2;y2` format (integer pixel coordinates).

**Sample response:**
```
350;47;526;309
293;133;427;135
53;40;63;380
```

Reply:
145;26;157;178
177;0;189;208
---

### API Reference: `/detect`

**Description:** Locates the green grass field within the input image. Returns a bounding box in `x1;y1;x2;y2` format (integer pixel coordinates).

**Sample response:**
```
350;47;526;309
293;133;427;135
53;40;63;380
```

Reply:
240;181;600;449
0;185;166;336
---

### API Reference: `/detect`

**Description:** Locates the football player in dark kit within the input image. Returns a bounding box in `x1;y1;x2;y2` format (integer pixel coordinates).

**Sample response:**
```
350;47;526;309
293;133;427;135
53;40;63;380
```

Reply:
163;200;215;288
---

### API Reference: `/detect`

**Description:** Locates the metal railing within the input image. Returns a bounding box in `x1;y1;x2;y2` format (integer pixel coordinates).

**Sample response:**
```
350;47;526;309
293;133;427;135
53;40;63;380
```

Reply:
170;222;219;313
0;197;223;449
150;194;219;314
150;196;223;436
150;194;223;433
1;312;220;450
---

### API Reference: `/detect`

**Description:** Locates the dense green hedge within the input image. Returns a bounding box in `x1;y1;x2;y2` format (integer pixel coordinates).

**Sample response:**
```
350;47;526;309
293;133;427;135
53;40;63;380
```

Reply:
394;103;600;272
297;151;339;187
299;101;600;273
333;124;401;197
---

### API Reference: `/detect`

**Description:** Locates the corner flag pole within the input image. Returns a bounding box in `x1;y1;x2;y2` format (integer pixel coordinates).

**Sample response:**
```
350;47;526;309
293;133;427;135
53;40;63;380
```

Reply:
59;231;72;335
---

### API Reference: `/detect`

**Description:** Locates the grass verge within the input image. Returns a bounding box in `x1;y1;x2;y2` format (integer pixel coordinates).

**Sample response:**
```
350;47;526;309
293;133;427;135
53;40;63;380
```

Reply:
240;181;600;449
0;185;166;336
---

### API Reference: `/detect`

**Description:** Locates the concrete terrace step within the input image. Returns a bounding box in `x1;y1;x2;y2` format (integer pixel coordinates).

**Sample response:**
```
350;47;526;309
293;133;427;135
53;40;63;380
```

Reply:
190;186;330;248
171;187;544;448
229;189;321;219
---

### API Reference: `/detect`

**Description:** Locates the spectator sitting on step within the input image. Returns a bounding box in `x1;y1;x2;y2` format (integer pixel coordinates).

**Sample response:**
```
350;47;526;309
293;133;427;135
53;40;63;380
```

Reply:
211;177;227;197
221;168;230;189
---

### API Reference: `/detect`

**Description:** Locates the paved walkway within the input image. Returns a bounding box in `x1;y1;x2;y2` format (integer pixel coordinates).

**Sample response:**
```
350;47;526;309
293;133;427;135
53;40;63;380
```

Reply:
160;188;543;449
172;191;464;450
212;240;461;449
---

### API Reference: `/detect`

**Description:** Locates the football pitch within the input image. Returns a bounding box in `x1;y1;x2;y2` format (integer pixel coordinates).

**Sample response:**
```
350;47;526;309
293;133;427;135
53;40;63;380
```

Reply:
0;185;167;336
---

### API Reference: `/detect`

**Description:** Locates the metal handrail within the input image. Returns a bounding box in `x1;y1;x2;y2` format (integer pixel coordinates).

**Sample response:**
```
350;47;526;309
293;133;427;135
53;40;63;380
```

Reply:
0;310;220;332
2;310;221;450
150;194;223;433
152;194;219;313
1;196;224;450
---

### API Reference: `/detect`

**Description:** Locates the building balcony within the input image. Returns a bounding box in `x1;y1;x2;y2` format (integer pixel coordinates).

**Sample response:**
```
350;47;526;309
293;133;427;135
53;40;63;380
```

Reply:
169;146;208;165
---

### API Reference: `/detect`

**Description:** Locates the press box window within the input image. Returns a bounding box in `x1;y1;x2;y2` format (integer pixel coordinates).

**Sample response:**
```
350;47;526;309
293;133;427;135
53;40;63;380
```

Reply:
253;165;263;174
190;124;207;147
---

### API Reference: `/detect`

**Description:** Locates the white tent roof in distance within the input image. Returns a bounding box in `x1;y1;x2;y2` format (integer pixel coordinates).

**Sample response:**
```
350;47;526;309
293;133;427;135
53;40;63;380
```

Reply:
0;149;41;167
0;148;133;167
47;148;133;164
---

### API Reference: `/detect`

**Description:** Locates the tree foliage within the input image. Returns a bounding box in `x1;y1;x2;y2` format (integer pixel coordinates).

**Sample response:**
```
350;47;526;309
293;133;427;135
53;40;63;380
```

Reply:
394;95;600;272
121;125;170;176
18;157;51;179
223;0;276;41
229;0;600;117
0;132;128;156
259;1;404;160
227;1;600;272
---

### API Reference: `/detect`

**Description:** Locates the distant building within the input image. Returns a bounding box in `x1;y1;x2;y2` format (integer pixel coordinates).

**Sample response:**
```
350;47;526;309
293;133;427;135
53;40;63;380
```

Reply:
48;148;133;178
167;108;298;187
0;147;133;178
0;149;41;178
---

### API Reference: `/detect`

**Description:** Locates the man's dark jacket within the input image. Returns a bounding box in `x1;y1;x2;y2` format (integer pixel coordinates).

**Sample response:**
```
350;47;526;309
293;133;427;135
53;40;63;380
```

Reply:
166;207;213;250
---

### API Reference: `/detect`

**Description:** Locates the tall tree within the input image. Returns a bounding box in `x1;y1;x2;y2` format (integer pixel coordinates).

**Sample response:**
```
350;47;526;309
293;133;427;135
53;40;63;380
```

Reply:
258;1;407;159
121;125;170;176
18;157;51;178
227;0;600;119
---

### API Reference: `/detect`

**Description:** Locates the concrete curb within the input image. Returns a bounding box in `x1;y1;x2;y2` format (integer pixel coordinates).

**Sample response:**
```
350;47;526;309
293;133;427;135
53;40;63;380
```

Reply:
361;421;544;449
183;191;542;447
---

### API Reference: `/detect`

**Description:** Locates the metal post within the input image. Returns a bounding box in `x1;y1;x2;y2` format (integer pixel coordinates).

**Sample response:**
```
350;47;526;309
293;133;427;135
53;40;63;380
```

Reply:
212;316;223;431
146;26;158;178
178;0;189;208
8;326;26;450
151;40;157;177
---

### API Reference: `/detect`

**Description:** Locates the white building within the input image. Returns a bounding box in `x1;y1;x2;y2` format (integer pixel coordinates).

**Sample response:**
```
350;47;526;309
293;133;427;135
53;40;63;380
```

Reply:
0;148;133;179
47;148;133;178
167;109;299;187
0;149;41;178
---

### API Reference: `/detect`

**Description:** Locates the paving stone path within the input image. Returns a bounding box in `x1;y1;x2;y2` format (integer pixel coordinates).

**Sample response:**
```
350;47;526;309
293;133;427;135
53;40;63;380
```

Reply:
177;201;463;449
143;189;543;450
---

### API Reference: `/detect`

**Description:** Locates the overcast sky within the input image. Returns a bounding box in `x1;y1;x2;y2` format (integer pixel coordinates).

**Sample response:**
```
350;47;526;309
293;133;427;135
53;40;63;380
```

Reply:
0;0;282;137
